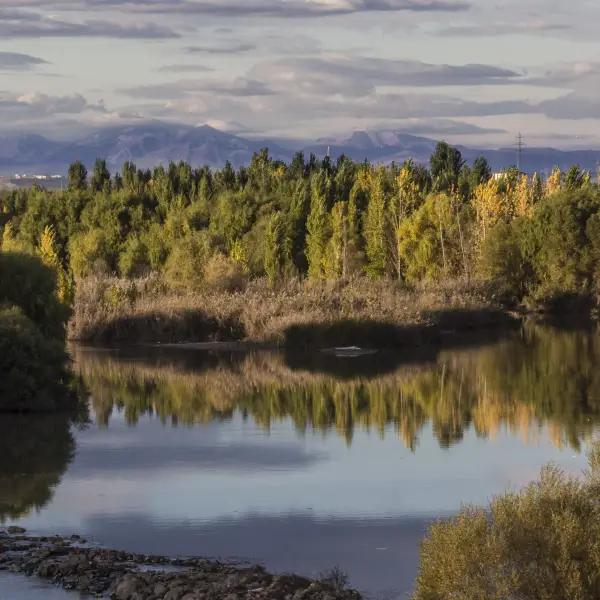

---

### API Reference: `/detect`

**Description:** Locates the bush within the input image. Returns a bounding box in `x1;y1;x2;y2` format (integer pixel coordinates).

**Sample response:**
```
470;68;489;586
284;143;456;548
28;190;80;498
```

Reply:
524;190;600;302
163;232;210;291
119;236;150;277
203;253;248;292
0;306;72;412
69;227;113;278
478;221;527;299
414;446;600;600
0;251;70;339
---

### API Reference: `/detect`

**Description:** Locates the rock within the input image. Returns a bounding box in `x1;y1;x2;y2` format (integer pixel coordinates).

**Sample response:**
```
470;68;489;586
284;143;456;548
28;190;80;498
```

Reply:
7;526;26;535
114;574;145;599
0;533;363;599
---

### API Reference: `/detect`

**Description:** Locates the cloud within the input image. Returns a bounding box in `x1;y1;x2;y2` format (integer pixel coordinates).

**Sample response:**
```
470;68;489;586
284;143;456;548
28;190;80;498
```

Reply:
0;8;179;38
249;56;522;98
436;21;571;37
122;77;274;99
157;64;215;73
33;0;470;16
0;50;49;70
0;92;106;123
538;93;600;120
186;42;256;55
385;119;506;136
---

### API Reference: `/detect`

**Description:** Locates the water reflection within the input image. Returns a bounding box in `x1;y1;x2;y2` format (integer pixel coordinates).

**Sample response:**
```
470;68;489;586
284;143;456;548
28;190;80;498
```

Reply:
4;325;600;599
73;324;600;452
0;414;76;522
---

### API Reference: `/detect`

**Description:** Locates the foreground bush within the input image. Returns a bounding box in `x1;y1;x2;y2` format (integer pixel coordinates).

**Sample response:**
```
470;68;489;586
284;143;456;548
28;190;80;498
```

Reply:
0;306;72;411
414;447;600;600
0;251;70;339
0;251;75;412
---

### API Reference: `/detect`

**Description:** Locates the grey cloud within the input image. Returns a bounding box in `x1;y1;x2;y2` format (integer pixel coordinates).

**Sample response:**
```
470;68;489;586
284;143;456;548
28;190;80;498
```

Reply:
0;8;178;38
538;93;600;120
250;57;522;98
122;77;274;99
0;50;48;70
387;119;506;136
157;64;215;73
186;42;256;55
43;0;470;16
436;22;570;37
0;92;105;120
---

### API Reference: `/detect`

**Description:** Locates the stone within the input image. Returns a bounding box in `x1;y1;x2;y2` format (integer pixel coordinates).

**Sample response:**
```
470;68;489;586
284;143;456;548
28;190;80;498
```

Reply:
114;574;144;599
7;526;26;535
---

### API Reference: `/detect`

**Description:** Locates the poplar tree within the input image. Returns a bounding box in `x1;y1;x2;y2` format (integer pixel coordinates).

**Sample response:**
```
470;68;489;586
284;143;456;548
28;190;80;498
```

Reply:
364;169;388;278
305;175;330;279
263;212;289;283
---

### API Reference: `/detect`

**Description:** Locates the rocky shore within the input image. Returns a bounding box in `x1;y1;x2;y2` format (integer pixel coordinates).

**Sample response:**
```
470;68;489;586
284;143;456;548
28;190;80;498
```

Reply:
0;528;362;599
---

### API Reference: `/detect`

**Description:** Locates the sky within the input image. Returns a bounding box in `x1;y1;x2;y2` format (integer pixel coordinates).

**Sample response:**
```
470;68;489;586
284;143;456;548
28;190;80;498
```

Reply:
1;0;600;147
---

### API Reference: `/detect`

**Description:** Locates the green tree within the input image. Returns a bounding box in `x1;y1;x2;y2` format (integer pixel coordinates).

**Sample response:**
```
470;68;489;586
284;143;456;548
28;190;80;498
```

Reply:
68;161;88;191
430;142;464;193
305;174;330;279
263;212;290;283
90;159;111;193
363;169;388;278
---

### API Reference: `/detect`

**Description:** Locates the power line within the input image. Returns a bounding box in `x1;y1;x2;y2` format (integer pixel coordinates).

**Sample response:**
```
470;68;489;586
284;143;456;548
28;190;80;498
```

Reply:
516;133;526;171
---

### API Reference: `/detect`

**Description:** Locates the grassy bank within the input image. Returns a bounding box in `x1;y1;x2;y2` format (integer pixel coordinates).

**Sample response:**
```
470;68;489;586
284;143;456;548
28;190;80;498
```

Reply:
69;275;517;347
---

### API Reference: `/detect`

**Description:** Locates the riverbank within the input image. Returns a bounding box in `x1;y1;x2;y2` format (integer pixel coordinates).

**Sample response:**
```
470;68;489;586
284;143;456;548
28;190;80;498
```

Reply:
69;276;521;347
0;529;362;599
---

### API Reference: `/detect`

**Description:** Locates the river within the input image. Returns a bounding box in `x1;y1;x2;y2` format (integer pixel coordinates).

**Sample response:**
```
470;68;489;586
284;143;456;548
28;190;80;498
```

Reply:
2;323;599;599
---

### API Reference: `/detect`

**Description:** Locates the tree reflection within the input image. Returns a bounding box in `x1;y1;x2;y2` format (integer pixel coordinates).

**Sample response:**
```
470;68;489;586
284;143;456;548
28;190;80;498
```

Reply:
73;324;600;451
0;413;78;521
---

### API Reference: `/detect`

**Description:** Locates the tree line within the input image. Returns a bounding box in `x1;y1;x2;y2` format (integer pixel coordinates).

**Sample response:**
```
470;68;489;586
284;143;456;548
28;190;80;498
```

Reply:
1;142;599;305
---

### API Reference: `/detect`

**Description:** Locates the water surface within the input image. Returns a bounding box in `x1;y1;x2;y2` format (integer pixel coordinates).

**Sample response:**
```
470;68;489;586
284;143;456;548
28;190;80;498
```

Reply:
2;324;599;599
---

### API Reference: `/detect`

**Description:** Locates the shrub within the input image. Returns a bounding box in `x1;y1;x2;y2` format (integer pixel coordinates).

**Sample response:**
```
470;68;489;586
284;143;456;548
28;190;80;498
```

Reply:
203;253;247;292
0;251;70;340
163;232;210;291
478;221;527;299
524;190;600;302
0;306;72;412
69;227;112;278
119;235;150;277
413;446;600;600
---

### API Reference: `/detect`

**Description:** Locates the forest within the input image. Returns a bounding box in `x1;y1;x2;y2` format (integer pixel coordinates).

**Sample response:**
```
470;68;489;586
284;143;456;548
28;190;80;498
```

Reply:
1;141;600;334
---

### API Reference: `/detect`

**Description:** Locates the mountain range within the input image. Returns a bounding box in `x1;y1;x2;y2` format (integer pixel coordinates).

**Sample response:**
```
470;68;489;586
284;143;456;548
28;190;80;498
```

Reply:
1;121;599;176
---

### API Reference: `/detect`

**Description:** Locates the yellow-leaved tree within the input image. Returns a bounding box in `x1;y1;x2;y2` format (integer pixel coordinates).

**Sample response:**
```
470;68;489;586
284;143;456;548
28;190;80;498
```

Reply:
39;225;73;304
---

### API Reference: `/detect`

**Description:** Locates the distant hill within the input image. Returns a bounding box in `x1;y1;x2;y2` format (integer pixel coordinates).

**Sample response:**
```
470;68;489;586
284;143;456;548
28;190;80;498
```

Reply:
1;122;599;176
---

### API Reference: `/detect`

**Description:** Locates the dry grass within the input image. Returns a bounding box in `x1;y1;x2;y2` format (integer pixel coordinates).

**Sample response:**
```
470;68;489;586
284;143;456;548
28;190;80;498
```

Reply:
69;275;508;345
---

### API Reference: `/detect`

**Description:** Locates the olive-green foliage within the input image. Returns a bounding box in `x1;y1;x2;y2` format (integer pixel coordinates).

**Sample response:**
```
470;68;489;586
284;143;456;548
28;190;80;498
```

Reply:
414;447;600;600
0;251;70;339
524;189;600;299
263;212;291;283
69;227;112;277
2;150;600;307
202;253;247;292
305;174;331;279
364;170;388;278
0;252;74;412
398;195;464;283
478;221;527;298
163;231;211;291
119;235;150;277
0;306;70;411
479;189;600;303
